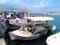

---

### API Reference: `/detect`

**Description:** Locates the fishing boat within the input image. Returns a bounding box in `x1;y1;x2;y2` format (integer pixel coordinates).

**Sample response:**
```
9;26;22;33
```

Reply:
0;11;7;38
5;11;28;30
46;32;60;45
9;17;56;40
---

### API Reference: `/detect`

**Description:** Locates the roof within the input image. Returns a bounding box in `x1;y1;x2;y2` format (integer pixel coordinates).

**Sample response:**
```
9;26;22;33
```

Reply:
24;17;54;21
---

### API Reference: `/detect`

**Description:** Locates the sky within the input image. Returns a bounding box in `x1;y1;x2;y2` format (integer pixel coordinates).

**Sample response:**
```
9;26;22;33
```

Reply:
0;0;60;12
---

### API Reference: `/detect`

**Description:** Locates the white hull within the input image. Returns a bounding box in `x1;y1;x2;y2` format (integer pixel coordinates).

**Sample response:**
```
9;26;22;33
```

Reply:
9;33;40;40
9;30;48;40
46;32;60;45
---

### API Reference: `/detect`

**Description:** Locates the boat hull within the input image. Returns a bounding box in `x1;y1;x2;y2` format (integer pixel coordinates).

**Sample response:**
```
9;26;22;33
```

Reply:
9;32;40;40
9;30;48;40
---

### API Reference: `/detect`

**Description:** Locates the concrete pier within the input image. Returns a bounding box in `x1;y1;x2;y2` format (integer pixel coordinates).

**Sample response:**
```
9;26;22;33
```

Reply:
0;38;6;45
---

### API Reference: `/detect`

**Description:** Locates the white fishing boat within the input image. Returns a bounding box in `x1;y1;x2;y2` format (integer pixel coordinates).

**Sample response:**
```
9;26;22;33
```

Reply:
46;32;60;45
9;17;56;40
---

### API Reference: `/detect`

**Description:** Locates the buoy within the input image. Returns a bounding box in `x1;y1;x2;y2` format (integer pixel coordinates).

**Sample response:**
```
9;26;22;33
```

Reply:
1;19;5;23
16;20;19;23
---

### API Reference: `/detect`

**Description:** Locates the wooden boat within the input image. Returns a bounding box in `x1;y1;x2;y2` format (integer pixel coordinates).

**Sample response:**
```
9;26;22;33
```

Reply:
9;17;56;40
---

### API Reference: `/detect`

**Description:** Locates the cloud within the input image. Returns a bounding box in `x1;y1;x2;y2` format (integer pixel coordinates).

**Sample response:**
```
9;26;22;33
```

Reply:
0;0;8;4
31;0;49;8
0;0;59;12
0;0;22;6
0;0;49;8
8;0;21;4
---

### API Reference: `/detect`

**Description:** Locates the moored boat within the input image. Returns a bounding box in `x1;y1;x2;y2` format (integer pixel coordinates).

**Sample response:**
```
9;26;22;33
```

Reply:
46;32;60;45
9;17;56;40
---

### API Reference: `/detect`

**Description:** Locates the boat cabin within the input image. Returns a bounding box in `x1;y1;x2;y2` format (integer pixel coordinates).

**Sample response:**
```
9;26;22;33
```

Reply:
23;17;55;33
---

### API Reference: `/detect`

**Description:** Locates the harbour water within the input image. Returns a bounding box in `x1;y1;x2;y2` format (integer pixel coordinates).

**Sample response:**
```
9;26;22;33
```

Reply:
7;15;60;45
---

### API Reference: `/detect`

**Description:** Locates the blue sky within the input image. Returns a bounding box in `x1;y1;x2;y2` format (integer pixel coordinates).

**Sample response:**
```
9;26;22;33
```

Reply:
0;0;60;12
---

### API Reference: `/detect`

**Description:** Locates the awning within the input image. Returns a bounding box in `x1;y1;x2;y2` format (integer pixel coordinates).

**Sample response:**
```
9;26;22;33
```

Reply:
24;17;54;21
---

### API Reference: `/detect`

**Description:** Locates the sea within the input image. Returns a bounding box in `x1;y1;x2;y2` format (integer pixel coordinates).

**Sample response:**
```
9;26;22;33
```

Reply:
7;15;60;45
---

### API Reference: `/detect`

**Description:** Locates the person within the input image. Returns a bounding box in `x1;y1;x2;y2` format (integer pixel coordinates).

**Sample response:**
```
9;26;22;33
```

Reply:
44;20;48;26
0;13;3;18
16;13;24;19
